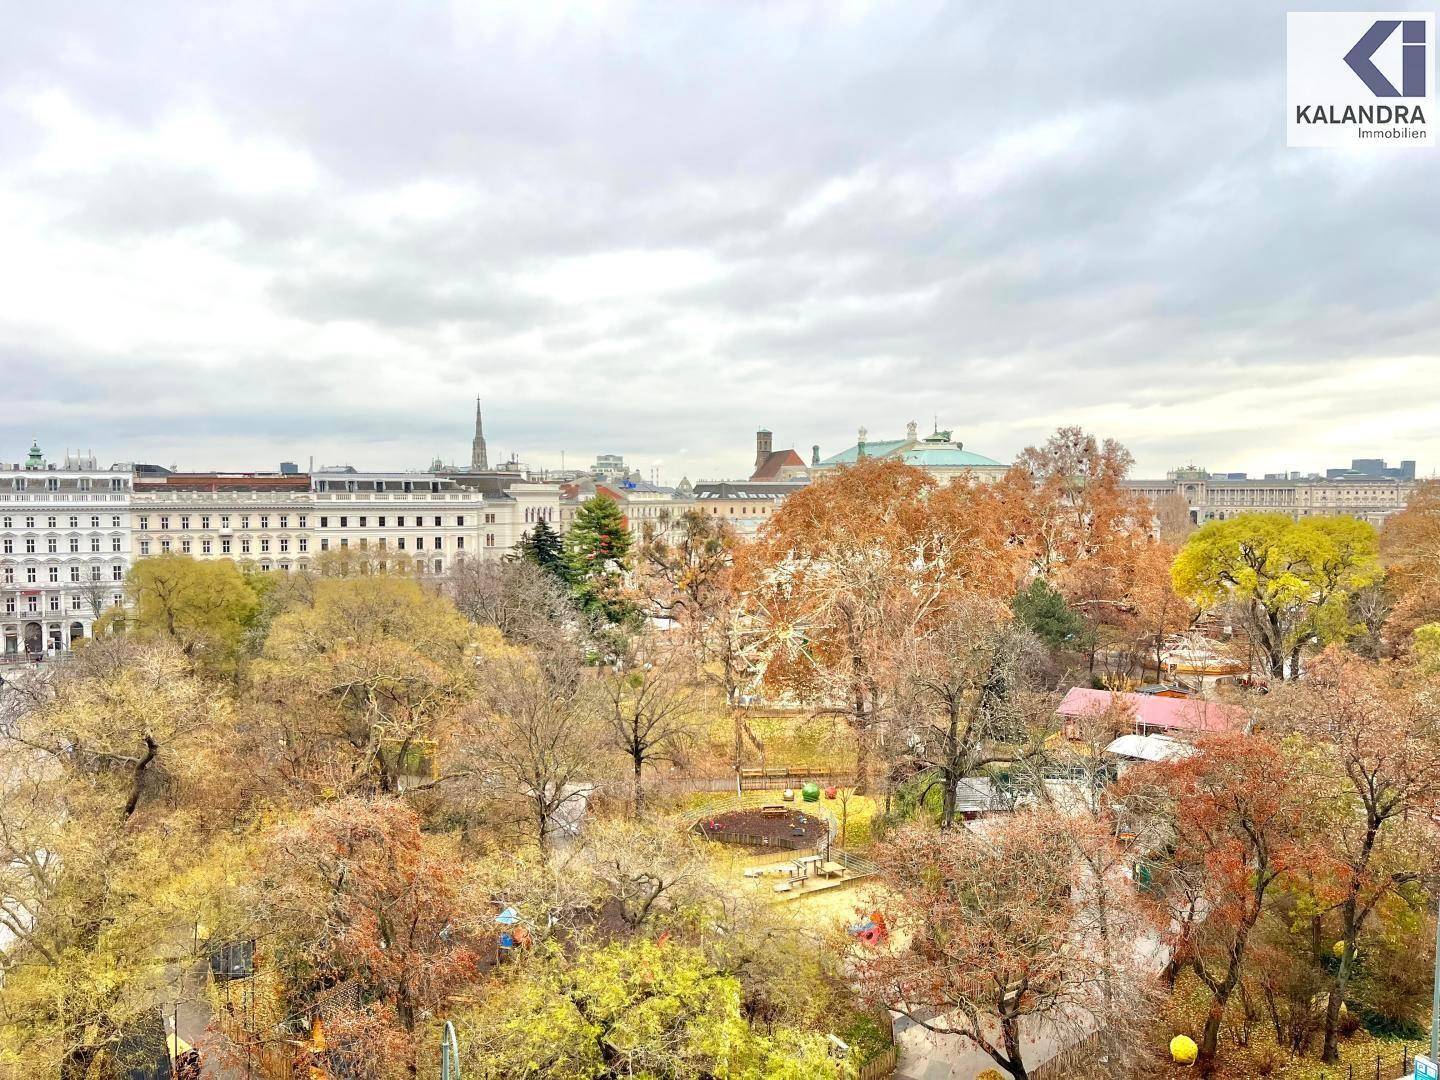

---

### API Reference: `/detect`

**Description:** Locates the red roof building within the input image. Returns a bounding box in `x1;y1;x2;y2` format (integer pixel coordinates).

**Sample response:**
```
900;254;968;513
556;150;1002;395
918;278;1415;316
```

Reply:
1057;687;1247;737
749;430;809;481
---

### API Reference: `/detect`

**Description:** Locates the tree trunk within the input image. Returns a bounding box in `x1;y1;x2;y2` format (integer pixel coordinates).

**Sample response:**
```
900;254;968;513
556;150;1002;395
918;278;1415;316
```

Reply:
123;734;159;818
939;701;960;830
631;751;644;818
1000;1016;1028;1080
939;766;957;829
1198;995;1227;1075
61;1045;98;1080
1321;904;1359;1063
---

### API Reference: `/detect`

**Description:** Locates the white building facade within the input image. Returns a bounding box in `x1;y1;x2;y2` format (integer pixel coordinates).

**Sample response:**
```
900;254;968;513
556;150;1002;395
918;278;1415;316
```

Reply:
310;471;486;575
1;445;132;657
132;474;316;571
1125;467;1418;528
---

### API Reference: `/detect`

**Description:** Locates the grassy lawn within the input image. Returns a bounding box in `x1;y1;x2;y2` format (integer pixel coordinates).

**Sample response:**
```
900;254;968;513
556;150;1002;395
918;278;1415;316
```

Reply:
702;707;859;771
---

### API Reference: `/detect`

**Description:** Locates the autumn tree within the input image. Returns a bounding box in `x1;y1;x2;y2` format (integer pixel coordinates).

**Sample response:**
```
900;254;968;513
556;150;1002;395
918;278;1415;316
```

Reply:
1266;648;1440;1062
124;553;260;671
856;809;1146;1080
637;508;736;643
462;644;606;848
1116;731;1316;1073
1381;479;1440;648
998;426;1151;586
253;575;480;795
0;639;245;1077
739;457;1019;791
1154;492;1197;544
256;799;480;1078
1172;513;1381;680
448;555;574;649
460;939;841;1080
998;427;1181;675
572;815;713;932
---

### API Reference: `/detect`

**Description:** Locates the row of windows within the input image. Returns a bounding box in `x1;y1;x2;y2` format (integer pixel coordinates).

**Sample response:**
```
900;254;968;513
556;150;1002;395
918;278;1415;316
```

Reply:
221;557;446;574
3;514;123;529
3;536;122;554
140;536;311;556
138;513;307;530
133;513;470;529
705;504;773;515
317;514;464;528
135;535;464;556
316;536;459;552
4;591;123;615
3;563;124;584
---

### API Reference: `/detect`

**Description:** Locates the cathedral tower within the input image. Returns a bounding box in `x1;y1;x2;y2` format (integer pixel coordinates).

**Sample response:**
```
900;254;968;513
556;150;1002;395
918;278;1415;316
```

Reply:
471;397;489;470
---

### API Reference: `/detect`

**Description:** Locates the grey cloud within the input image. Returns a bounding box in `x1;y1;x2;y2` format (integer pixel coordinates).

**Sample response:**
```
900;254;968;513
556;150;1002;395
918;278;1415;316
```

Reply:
1;0;1437;482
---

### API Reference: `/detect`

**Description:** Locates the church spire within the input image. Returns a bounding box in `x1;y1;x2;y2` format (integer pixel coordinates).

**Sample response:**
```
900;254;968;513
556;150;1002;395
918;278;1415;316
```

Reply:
471;397;489;470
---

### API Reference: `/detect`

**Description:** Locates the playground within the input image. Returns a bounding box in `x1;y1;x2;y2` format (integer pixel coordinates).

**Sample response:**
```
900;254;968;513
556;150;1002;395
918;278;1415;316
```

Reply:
694;803;830;849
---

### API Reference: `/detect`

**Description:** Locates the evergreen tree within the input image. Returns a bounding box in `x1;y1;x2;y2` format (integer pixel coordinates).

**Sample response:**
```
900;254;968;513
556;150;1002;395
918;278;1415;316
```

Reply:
567;495;632;569
516;516;569;583
1010;578;1088;650
566;495;636;625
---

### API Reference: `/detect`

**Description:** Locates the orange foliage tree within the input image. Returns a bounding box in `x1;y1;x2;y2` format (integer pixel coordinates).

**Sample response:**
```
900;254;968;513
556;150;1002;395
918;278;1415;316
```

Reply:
736;457;1021;790
1116;732;1318;1075
999;427;1183;673
1381;479;1440;649
256;799;481;1078
855;808;1148;1079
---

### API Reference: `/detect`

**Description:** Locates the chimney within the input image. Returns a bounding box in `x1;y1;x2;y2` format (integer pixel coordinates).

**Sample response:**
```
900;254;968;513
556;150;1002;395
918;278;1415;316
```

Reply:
857;426;868;460
811;444;820;467
755;429;772;470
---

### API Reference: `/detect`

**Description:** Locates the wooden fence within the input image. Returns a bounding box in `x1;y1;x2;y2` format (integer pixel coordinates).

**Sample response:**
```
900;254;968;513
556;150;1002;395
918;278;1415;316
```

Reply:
853;1010;900;1079
857;1043;899;1080
1029;1028;1103;1080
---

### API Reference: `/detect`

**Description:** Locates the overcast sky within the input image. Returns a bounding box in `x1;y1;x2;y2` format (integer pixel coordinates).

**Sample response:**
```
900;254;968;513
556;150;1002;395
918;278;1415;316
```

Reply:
2;0;1437;484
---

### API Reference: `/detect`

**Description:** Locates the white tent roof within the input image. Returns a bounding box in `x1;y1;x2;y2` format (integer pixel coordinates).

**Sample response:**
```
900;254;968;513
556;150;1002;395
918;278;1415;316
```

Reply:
1104;734;1196;763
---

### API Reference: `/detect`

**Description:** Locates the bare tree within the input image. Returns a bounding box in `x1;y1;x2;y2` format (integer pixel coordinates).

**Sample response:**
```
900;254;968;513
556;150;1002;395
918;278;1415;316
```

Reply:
465;647;606;849
894;593;1051;828
448;557;575;649
574;815;712;930
601;640;703;817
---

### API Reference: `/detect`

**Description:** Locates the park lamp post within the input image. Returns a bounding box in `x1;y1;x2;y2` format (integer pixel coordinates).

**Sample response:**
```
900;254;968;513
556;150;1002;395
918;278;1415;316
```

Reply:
440;1020;460;1080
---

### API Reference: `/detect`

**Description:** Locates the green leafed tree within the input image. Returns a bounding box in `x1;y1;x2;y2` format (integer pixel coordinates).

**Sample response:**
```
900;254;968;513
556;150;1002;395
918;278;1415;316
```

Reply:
1010;577;1089;652
124;553;260;672
1171;513;1380;680
459;939;842;1079
566;495;637;625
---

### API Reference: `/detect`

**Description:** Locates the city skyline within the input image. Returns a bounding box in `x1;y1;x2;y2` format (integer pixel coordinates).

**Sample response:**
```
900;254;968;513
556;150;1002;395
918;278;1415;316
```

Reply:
3;2;1439;484
1;413;1428;489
